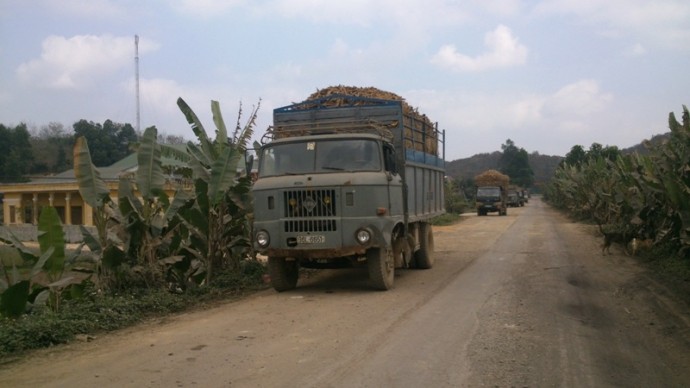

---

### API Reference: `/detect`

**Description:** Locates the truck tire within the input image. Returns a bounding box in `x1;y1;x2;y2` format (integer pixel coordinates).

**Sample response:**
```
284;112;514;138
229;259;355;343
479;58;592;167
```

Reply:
268;257;298;292
367;247;394;290
393;234;412;268
415;222;435;269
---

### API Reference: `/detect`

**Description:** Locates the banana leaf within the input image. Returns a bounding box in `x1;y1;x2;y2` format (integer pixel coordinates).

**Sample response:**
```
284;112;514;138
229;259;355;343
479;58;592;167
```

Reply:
136;126;165;200
79;225;101;253
73;137;110;208
208;148;241;206
177;97;217;161
185;142;211;181
211;100;228;147
38;207;65;278
0;226;38;263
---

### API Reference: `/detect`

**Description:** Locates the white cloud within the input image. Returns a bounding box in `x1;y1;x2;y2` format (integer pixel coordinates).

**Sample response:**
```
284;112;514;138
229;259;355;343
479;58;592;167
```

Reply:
430;25;528;72
403;79;615;157
16;35;159;90
509;96;544;126
627;43;647;57
533;0;690;49
543;79;613;119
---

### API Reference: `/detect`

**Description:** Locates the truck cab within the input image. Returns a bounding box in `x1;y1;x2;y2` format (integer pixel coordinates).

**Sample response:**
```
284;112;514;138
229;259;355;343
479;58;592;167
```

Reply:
253;133;403;264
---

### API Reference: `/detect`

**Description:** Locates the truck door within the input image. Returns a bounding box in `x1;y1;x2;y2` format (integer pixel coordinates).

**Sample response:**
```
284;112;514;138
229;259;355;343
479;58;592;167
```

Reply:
383;143;404;217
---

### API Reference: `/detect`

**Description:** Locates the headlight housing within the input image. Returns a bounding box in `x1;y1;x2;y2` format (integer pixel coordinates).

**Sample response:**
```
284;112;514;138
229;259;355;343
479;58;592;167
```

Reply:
355;229;371;245
256;230;270;248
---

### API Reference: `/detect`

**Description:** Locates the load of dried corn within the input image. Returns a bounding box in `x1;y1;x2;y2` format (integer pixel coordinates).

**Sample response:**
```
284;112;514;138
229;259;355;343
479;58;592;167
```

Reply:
474;169;510;187
288;85;439;155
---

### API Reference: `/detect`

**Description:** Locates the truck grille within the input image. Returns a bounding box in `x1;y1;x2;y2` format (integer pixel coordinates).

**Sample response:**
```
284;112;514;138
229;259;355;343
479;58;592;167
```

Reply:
283;189;337;232
284;219;337;233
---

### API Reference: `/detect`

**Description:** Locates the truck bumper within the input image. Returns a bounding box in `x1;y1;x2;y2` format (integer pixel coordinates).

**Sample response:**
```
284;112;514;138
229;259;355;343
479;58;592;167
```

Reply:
254;218;396;260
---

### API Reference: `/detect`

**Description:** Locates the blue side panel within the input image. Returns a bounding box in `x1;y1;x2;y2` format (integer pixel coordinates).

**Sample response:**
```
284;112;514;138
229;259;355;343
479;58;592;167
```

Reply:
405;149;445;168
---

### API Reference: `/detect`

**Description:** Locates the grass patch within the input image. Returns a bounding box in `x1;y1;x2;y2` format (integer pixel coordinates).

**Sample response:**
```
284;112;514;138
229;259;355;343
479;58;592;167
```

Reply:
637;249;690;306
0;259;268;363
431;213;463;226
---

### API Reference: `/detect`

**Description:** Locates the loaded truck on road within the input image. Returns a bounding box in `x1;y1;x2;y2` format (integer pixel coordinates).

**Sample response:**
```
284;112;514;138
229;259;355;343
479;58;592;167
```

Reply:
507;185;524;207
252;87;446;291
475;169;509;216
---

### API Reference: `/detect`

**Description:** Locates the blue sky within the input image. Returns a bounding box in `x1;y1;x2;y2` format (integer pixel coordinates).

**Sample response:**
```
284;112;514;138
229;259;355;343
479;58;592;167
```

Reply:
1;0;688;160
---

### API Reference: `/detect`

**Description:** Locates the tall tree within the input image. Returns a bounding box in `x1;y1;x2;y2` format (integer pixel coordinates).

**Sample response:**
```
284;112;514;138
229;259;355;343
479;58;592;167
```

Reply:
73;119;138;166
30;122;74;174
0;123;34;182
562;145;587;168
499;139;534;187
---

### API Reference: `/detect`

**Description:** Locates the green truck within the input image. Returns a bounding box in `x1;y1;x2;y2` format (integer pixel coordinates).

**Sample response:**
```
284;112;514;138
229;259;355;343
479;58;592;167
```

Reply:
475;169;509;216
252;93;445;291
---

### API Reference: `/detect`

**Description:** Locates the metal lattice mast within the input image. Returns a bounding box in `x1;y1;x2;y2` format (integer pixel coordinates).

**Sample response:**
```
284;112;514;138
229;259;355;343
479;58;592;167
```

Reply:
135;34;140;133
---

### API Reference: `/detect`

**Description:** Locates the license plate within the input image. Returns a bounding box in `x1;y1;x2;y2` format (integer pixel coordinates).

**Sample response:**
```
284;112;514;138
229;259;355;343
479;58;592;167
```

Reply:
297;235;325;244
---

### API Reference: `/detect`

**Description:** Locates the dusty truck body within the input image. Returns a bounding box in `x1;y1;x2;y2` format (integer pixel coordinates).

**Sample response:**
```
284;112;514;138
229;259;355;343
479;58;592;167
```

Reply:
252;95;446;291
475;169;509;216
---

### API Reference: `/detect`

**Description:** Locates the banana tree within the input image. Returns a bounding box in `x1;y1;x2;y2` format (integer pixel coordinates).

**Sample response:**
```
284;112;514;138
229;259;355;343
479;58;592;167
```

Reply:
74;127;192;289
175;98;258;284
0;207;85;317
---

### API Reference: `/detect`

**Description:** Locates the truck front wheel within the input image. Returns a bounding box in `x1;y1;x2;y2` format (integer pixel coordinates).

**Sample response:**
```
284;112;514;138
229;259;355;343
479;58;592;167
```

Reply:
368;248;394;290
268;257;298;292
415;222;435;269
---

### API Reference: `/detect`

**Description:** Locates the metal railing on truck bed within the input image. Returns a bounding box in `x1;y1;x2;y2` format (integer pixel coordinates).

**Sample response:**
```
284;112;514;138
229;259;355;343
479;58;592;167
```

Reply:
269;95;445;168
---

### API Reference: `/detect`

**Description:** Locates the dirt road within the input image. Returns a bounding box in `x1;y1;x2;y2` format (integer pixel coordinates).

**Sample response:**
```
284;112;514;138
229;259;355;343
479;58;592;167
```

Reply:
2;197;690;387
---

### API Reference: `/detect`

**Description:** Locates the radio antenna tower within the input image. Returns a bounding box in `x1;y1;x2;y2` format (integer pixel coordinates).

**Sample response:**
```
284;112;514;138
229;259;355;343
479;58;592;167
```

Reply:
135;34;141;133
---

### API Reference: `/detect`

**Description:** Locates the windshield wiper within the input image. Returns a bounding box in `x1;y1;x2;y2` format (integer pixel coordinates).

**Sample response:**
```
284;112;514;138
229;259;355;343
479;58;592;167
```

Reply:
321;166;345;171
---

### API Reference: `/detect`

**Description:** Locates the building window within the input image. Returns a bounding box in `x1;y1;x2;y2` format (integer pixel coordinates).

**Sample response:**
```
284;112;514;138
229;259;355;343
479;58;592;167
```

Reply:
71;206;83;225
55;206;65;224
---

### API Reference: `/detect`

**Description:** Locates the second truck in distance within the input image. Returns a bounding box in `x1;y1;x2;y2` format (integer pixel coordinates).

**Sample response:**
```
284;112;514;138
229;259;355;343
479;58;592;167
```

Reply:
475;169;509;216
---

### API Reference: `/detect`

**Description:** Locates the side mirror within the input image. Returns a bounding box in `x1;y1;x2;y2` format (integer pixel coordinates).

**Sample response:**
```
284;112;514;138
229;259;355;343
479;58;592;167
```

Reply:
384;146;398;174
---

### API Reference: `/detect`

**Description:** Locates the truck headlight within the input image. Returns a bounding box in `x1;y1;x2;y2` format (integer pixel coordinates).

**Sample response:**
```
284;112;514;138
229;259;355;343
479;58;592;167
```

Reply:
256;230;270;248
355;229;371;245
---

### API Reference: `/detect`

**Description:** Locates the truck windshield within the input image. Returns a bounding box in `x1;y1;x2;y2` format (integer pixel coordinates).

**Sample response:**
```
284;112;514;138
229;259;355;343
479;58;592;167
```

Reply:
259;139;382;177
477;187;501;198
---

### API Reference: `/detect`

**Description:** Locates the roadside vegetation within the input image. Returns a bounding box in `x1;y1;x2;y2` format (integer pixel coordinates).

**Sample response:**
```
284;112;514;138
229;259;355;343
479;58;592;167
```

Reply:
0;99;268;361
544;105;690;301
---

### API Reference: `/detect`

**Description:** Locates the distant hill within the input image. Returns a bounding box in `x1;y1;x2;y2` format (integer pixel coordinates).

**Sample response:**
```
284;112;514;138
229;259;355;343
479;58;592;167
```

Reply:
445;151;563;191
445;132;671;191
621;132;670;155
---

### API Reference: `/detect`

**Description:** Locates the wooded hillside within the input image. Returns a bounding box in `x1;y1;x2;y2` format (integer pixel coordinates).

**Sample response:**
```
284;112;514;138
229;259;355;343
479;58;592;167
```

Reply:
445;151;563;191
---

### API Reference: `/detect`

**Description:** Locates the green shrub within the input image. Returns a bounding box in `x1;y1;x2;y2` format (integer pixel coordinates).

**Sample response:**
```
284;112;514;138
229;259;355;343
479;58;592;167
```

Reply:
431;213;462;226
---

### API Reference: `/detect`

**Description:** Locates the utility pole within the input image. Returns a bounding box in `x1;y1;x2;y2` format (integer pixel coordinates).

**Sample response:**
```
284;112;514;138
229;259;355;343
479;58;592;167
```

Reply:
135;34;141;133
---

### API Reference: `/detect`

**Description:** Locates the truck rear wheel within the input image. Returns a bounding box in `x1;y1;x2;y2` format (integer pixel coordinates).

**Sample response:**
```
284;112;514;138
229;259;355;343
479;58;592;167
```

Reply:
415;223;435;269
367;248;394;290
268;257;298;292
